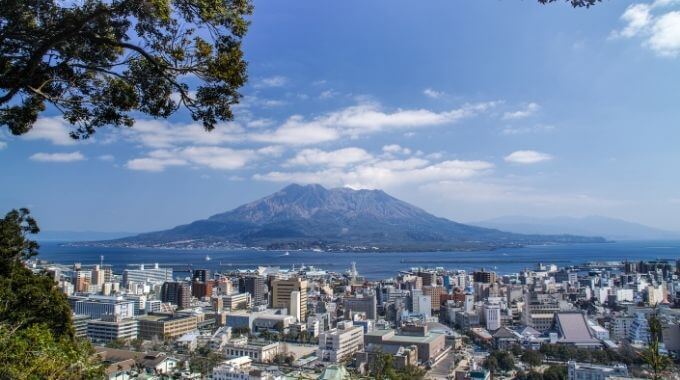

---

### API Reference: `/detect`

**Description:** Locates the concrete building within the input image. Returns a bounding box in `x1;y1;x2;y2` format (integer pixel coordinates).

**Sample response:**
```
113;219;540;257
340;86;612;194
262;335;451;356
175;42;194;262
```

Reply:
343;292;377;320
123;263;173;285
484;303;501;331
364;325;446;365
290;290;301;322
137;313;198;340
87;315;138;343
239;275;267;306
224;340;281;363
567;360;628;380
318;320;365;362
160;281;191;310
71;295;135;319
272;277;307;321
422;285;445;311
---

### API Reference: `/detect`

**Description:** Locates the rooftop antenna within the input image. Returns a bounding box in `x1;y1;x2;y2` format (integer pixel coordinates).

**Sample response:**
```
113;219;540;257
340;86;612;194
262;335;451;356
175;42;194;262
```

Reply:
100;255;104;267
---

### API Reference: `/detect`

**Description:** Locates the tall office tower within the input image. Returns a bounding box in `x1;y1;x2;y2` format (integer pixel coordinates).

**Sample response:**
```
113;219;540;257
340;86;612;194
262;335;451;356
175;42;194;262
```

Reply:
161;281;191;310
290;290;301;321
272;277;308;321
91;265;105;286
192;280;214;299
343;292;377;320
473;269;497;284
422;285;444;311
239;275;266;306
192;269;210;283
217;277;234;295
484;303;501;331
417;271;437;287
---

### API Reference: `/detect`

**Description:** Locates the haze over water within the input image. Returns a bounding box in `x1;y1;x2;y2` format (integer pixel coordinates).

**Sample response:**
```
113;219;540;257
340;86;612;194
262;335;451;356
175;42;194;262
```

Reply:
38;240;680;280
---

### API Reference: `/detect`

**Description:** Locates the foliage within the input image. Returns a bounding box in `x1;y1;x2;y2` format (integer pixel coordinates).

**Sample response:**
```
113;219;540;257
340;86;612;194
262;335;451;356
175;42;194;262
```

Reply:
1;0;252;138
639;308;673;380
539;343;641;366
0;322;103;379
366;352;426;380
485;350;515;373
0;209;104;379
521;350;543;368
542;365;567;380
189;351;223;375
539;0;601;6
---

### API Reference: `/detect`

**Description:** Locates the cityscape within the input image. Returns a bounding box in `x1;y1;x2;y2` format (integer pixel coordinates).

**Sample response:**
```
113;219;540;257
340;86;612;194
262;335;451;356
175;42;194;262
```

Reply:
21;253;680;379
3;0;680;379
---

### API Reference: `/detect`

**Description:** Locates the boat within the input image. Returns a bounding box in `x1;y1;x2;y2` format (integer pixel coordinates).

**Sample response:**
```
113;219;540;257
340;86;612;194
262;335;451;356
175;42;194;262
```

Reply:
205;255;211;261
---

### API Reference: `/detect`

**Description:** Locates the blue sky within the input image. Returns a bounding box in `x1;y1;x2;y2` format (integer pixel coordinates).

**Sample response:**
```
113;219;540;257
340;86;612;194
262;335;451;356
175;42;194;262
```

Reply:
2;0;680;232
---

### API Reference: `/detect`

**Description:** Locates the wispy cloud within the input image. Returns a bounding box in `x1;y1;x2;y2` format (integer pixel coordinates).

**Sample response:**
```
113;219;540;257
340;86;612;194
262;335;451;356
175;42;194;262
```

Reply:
254;75;288;88
30;151;85;162
423;88;445;99
502;103;540;120
0;141;6;150
501;124;555;135
504;150;553;164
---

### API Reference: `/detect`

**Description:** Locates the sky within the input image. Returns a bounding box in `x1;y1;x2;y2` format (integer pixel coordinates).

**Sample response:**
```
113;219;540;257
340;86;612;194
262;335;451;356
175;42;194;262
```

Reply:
2;0;680;233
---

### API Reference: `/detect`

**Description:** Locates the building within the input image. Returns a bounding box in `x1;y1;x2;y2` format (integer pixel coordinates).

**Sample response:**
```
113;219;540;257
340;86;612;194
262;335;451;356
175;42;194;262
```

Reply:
223;292;250;311
423;285;445;311
628;312;650;344
364;325;446;365
87;315;138;343
412;294;432;318
123;263;173;285
224;340;281;363
71;295;135;319
137;313;198;340
239;275;267;306
272;277;308;321
356;344;418;375
94;347;179;377
160;281;191;310
73;314;91;338
484;303;501;331
192;280;214;299
567;360;628;380
554;312;600;348
290;290;301;321
343;292;377;320
318;320;365;362
473;270;497;284
192;269;210;283
522;293;567;332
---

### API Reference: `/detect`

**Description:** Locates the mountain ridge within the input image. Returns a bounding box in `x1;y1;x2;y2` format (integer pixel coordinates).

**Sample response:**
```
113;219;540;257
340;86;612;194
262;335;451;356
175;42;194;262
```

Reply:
96;184;607;251
474;215;680;241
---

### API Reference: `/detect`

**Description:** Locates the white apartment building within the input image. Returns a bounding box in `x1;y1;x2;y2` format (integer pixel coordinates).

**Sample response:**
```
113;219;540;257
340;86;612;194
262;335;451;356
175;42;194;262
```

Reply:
87;316;138;342
72;295;135;319
317;320;364;362
123;263;173;285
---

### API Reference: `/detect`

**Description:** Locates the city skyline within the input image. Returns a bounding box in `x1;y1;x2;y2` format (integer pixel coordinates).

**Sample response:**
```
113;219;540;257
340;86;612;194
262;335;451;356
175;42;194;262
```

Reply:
3;0;680;232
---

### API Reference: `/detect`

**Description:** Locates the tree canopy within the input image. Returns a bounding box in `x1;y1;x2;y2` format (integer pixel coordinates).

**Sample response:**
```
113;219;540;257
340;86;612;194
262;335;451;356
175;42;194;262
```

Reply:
0;209;104;378
1;0;252;139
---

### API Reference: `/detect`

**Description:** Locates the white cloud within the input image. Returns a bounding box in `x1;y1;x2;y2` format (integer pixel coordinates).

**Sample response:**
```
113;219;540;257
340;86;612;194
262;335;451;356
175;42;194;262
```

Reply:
250;115;340;145
382;144;412;155
254;76;288;88
423;88;445;99
98;154;115;161
0;141;6;150
612;1;680;56
255;155;493;190
287;147;373;167
502;103;540;120
30;151;85;162
501;124;555;135
22;117;76;145
126;119;243;149
319;90;338;99
126;147;257;172
504;150;553;164
648;11;680;56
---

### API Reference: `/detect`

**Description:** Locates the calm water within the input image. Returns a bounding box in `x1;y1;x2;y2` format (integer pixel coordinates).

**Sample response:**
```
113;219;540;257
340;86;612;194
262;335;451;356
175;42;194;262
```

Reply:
35;241;680;280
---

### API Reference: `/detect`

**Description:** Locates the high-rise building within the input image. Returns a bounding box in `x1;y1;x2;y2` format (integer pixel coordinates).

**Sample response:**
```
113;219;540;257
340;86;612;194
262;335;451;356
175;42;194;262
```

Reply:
343;292;377;320
91;265;105;286
161;282;191;310
192;269;210;283
290;290;301;322
473;269;497;284
192;280;214;299
484;303;501;331
239;275;266;306
71;295;136;319
423;285;445;311
272;277;308;321
87;315;138;343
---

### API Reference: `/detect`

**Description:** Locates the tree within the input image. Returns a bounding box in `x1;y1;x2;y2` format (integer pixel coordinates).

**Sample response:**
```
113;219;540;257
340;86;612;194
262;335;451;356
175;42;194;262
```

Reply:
639;308;673;380
1;0;252;138
0;209;104;379
521;350;543;369
484;355;499;373
543;365;567;380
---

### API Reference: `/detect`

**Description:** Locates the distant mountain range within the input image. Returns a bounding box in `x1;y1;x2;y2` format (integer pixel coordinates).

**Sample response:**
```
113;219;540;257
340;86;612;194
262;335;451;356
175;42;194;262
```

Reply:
38;230;138;242
473;215;680;241
88;184;605;251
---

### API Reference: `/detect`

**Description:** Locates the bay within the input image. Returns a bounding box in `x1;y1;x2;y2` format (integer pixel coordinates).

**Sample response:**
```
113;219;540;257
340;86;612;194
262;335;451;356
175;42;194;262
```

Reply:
36;241;680;280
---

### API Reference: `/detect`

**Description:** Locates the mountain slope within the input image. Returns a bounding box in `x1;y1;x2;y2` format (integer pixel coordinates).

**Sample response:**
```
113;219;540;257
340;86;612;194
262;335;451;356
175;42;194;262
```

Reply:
106;184;606;251
474;215;680;241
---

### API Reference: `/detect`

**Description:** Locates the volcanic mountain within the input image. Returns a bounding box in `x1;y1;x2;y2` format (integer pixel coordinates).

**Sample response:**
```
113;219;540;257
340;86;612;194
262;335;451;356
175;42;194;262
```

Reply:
107;184;606;251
